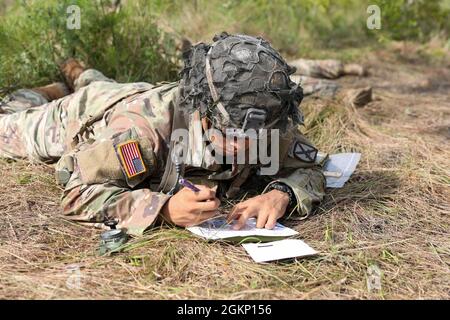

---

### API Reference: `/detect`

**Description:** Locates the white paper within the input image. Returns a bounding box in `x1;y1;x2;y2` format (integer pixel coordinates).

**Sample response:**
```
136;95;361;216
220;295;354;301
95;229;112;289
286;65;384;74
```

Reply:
242;239;318;263
323;153;361;188
186;217;298;240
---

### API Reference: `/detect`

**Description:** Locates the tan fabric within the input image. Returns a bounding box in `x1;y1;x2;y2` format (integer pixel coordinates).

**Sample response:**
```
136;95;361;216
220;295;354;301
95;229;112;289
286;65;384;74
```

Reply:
77;140;124;185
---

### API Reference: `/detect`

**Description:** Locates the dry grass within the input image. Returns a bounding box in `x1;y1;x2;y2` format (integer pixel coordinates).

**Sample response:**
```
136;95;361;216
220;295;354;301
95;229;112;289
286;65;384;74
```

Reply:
0;46;449;299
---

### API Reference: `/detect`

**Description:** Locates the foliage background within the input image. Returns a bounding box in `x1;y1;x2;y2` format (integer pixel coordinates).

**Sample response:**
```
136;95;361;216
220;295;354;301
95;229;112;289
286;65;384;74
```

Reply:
0;0;448;93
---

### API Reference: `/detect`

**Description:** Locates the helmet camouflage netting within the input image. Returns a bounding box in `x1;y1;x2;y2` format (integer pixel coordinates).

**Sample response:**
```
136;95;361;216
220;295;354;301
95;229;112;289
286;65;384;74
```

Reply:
179;32;304;131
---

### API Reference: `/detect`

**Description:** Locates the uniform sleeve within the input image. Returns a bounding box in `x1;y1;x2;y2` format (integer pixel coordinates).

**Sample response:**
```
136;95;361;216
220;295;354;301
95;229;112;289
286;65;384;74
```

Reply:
61;178;171;236
56;129;171;236
262;128;327;219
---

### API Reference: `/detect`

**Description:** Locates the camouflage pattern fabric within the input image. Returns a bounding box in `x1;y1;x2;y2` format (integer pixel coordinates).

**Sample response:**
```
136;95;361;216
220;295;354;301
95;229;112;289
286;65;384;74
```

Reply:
179;33;303;130
290;75;341;98
290;74;373;108
289;58;345;79
0;67;328;236
289;58;344;98
288;59;370;103
0;89;49;114
0;89;65;161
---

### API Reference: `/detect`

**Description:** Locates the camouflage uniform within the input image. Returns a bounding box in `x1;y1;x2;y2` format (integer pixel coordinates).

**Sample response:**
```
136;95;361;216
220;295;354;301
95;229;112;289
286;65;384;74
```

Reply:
289;59;367;99
0;67;328;236
290;59;346;79
291;75;340;98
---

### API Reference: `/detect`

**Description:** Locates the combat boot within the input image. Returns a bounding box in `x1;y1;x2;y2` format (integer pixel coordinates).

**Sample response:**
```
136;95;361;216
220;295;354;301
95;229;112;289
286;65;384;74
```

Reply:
60;58;85;90
32;82;71;102
343;63;368;77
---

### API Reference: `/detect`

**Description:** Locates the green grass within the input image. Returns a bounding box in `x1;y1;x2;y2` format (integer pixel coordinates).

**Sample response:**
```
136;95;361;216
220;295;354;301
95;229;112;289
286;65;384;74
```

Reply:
1;0;449;95
0;0;179;92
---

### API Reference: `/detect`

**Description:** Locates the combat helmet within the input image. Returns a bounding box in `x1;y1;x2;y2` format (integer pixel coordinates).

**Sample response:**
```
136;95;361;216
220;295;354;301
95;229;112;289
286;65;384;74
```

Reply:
179;32;304;135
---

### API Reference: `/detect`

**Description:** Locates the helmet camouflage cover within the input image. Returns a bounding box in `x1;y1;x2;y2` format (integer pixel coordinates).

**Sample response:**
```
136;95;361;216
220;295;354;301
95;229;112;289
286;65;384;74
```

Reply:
179;32;304;132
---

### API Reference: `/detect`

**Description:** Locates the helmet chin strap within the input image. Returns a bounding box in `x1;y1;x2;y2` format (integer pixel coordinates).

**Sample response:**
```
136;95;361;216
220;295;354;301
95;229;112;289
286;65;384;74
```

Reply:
205;48;235;128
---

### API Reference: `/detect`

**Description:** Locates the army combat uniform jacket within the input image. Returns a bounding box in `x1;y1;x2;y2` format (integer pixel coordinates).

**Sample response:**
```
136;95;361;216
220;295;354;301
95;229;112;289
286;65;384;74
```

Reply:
0;69;326;236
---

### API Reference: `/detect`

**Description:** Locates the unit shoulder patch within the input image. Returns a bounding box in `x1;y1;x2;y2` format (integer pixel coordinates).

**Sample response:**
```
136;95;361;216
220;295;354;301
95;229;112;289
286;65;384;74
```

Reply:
117;140;147;178
289;140;318;163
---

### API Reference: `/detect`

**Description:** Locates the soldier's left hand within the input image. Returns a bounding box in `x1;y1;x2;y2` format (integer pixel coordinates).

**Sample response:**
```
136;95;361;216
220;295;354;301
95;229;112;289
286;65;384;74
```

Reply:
227;189;289;230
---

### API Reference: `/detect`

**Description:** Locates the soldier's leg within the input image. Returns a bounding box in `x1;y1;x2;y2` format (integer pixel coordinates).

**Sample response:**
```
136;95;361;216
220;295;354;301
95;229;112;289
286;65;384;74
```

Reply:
291;75;372;107
0;96;70;162
289;59;366;79
74;69;116;91
291;75;340;98
0;82;70;114
60;58;116;91
33;82;70;102
0;89;48;114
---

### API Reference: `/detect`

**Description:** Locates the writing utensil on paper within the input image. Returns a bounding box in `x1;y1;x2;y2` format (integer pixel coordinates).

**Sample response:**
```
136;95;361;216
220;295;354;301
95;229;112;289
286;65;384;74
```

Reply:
179;178;201;192
187;217;299;241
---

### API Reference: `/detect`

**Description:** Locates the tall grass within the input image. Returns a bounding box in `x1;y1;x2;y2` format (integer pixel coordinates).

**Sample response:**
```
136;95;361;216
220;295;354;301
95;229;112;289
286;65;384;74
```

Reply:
0;0;179;92
149;0;449;54
0;0;448;94
149;0;374;55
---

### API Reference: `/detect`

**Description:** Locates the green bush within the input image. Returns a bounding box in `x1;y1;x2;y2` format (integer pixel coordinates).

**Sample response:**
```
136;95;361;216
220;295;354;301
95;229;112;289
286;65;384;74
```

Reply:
0;0;448;95
147;0;374;55
373;0;450;41
148;0;448;56
0;0;179;93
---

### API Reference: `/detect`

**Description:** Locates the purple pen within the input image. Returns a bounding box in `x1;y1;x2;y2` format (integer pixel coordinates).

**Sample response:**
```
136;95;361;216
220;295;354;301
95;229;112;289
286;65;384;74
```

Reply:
179;178;201;192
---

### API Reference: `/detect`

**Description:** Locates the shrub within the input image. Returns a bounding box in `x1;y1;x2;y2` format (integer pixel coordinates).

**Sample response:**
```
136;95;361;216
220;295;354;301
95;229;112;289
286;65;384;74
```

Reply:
372;0;450;42
0;0;179;94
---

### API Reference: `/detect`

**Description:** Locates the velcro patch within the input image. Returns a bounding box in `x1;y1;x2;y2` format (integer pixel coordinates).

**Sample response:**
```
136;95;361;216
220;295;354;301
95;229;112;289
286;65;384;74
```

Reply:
117;140;147;178
289;141;318;163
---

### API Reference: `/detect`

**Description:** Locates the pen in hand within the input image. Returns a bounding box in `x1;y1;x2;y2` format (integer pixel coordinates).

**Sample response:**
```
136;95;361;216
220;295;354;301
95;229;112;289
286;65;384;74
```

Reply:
178;178;201;192
178;178;222;217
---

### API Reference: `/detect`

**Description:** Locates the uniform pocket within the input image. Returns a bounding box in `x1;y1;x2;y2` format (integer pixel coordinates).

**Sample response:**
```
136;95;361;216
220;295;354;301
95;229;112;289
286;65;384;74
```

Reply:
76;128;157;188
76;140;124;185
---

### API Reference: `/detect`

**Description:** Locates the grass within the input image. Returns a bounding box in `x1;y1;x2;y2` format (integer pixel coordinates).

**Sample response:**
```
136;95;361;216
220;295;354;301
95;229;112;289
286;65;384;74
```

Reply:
0;44;449;299
1;0;449;93
0;0;180;92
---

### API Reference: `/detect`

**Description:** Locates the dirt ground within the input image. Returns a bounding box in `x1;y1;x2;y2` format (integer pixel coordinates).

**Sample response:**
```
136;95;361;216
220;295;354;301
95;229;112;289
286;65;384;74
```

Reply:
0;46;449;299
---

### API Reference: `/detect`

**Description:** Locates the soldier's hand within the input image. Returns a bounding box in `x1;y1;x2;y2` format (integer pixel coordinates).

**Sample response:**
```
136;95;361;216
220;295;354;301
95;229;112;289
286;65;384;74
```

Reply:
161;185;220;227
227;190;289;230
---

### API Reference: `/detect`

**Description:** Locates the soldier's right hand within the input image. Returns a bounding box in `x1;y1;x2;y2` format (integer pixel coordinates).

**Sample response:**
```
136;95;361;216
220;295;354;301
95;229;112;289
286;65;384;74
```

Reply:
161;185;220;227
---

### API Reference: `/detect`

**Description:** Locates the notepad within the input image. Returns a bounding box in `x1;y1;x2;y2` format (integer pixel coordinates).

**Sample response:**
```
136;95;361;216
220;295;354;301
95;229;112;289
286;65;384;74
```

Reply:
186;217;298;242
323;153;361;188
242;239;318;263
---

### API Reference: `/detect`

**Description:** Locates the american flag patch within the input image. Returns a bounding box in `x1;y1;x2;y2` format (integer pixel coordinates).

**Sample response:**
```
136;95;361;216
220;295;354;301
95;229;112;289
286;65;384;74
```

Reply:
117;140;147;178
